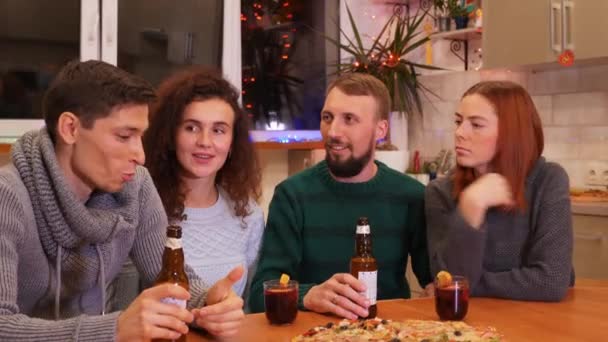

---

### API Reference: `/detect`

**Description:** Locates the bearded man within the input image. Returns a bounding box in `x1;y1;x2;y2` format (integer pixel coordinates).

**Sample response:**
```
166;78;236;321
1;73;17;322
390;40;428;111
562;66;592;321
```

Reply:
248;73;432;318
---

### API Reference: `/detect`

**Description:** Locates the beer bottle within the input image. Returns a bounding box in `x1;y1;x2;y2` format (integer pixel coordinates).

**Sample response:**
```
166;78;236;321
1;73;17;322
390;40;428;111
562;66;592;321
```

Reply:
349;217;378;318
154;224;189;342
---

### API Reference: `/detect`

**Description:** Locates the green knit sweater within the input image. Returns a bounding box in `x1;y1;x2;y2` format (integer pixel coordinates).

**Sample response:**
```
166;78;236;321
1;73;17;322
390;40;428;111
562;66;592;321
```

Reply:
249;160;432;313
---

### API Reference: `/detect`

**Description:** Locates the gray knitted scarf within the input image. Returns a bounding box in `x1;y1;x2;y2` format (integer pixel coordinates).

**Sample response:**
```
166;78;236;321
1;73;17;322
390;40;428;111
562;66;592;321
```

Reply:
11;129;140;315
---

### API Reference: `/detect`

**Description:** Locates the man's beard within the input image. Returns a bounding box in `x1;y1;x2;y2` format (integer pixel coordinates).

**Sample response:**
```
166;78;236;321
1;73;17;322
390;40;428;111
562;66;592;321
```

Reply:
325;137;375;178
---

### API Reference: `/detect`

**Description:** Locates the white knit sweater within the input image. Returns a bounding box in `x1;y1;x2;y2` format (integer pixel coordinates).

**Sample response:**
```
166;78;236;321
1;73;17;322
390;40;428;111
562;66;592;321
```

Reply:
181;189;264;299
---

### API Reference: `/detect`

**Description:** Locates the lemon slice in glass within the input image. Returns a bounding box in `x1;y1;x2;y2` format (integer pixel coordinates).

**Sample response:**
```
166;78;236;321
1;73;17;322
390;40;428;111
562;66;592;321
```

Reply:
279;273;290;286
436;270;452;288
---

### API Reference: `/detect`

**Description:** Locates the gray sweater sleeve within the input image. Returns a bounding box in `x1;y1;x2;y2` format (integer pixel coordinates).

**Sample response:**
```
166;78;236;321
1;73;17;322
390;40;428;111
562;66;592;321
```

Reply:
425;165;573;302
129;171;209;309
0;181;119;341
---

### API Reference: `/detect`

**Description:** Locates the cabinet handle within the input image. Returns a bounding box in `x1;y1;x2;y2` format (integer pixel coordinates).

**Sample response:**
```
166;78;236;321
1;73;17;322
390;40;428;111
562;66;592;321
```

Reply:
550;2;563;53
574;232;604;242
562;0;574;50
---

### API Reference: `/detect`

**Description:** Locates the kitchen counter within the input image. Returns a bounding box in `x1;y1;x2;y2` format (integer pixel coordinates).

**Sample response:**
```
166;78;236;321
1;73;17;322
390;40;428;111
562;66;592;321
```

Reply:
571;201;608;217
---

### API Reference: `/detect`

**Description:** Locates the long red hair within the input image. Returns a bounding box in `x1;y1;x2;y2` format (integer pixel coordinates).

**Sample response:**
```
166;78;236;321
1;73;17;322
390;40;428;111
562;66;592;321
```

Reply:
452;81;544;211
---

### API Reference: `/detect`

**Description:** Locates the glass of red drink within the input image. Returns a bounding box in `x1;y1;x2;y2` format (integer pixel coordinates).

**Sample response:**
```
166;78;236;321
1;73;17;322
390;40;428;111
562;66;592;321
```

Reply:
263;279;299;325
434;275;469;321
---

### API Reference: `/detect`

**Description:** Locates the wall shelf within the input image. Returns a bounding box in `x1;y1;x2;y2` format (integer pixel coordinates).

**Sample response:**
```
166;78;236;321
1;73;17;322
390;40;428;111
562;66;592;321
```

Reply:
430;27;482;71
430;27;482;41
254;141;324;150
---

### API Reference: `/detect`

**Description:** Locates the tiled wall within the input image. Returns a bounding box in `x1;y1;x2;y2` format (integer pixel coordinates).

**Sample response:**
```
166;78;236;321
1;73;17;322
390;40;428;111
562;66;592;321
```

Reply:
411;65;608;188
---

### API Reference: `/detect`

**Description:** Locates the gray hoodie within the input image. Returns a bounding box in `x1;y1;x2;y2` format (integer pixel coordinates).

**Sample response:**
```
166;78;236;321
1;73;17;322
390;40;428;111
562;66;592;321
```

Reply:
0;129;208;341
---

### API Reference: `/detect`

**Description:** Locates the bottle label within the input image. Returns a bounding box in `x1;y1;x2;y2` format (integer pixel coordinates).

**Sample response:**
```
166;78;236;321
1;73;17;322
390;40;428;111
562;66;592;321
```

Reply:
160;297;187;308
165;237;182;250
357;271;377;305
356;225;370;234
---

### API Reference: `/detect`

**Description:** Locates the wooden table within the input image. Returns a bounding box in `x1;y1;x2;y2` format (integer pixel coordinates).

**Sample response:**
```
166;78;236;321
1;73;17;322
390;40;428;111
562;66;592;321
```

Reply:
190;280;608;341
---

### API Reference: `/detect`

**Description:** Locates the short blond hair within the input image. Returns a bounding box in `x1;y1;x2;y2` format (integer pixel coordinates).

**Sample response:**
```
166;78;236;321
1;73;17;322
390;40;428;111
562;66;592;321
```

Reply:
327;73;391;121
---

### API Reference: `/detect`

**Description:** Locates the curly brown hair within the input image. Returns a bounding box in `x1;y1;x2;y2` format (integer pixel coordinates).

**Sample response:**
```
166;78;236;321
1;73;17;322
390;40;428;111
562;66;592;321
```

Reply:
144;66;262;221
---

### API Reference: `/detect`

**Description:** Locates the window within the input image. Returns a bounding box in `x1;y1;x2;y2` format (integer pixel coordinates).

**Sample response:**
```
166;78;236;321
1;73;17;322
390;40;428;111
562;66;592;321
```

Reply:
0;0;81;131
116;0;223;86
241;0;338;131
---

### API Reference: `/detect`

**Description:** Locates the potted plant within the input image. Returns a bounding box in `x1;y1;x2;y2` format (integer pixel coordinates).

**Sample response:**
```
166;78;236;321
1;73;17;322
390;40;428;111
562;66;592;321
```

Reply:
433;0;451;32
323;3;442;172
448;0;471;29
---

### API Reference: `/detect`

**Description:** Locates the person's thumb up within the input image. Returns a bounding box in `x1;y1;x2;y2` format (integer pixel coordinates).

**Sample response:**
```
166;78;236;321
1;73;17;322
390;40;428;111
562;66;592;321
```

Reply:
193;265;245;337
206;265;244;305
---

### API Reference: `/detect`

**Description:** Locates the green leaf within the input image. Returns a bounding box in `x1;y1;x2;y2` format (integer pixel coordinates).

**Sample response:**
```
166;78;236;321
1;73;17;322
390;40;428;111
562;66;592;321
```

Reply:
319;2;447;128
402;37;430;55
345;2;365;53
369;15;396;54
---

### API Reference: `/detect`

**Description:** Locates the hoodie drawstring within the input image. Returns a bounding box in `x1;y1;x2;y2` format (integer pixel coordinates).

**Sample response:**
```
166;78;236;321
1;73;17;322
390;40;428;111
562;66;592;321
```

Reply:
95;245;106;316
54;246;62;320
54;245;107;319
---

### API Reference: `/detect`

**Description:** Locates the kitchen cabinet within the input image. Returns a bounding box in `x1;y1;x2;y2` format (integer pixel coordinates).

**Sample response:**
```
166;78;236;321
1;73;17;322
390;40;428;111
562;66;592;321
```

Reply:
483;0;608;69
572;214;608;280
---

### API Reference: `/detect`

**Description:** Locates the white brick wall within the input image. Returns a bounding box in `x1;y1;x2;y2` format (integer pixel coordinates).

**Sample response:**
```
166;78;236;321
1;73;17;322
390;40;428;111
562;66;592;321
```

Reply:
410;64;608;187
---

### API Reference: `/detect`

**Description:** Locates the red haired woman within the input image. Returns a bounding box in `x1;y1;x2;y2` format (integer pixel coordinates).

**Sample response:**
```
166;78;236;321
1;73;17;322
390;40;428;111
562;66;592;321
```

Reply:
426;81;573;301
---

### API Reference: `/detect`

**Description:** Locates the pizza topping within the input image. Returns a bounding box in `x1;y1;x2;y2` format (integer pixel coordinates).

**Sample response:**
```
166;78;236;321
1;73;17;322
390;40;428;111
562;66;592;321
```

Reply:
325;322;333;329
302;328;318;337
454;330;462;336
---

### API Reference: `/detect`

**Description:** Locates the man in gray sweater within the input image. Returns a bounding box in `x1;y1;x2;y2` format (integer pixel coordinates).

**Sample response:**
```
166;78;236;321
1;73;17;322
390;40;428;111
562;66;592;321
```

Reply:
0;60;245;341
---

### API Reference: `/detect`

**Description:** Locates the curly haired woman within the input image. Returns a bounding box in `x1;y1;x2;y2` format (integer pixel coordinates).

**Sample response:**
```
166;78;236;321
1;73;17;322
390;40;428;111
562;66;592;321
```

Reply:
144;67;264;301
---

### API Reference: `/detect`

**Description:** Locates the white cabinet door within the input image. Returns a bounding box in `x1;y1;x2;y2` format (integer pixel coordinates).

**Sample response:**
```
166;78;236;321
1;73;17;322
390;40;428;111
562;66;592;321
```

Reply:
483;0;561;69
572;214;608;280
565;0;608;61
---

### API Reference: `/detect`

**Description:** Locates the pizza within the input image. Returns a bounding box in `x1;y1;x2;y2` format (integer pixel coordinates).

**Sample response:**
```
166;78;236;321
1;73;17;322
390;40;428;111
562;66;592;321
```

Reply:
292;317;501;342
570;189;608;202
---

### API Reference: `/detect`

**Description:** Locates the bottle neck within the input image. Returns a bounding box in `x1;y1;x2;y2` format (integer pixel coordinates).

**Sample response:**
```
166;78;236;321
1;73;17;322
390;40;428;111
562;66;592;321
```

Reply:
355;233;372;256
162;238;185;271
